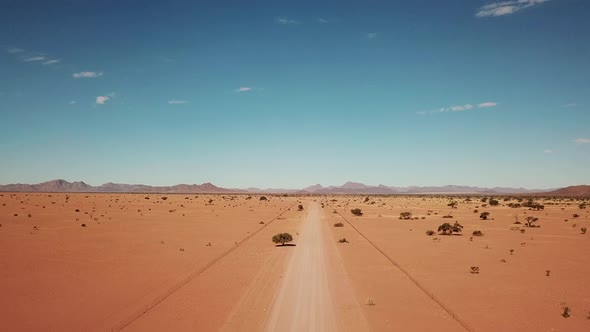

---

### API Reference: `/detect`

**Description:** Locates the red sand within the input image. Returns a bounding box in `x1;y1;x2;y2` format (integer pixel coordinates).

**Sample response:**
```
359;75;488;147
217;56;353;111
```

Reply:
1;193;588;331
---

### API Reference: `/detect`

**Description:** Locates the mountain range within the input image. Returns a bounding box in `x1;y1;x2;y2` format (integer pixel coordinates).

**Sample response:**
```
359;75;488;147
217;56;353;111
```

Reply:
0;179;575;195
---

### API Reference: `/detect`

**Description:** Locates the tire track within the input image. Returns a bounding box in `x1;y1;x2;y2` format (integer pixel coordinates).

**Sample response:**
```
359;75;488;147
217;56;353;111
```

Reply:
327;203;474;332
110;201;299;332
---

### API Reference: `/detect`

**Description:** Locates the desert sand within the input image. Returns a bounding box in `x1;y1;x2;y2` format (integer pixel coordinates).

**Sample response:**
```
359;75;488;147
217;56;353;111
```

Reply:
1;193;588;331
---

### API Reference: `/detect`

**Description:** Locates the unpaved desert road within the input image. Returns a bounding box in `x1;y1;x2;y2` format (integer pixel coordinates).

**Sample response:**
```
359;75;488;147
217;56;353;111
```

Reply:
264;202;363;332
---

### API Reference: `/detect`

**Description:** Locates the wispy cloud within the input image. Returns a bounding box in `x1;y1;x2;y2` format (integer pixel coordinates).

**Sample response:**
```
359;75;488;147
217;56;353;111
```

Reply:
318;18;329;23
562;103;577;108
476;0;550;17
69;100;76;105
276;17;299;24
478;102;497;108
367;33;377;39
544;149;553;154
7;48;24;53
168;99;188;104
24;56;46;62
236;87;252;93
42;59;60;65
418;101;498;115
96;96;110;105
574;138;590;144
73;71;103;78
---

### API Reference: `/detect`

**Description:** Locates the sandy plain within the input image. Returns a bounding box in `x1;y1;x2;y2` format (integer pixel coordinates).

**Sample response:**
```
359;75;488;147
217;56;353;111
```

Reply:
0;193;588;331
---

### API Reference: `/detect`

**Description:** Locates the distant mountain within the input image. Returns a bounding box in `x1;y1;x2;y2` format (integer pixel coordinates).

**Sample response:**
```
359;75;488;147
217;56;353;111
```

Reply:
299;182;552;195
0;180;241;193
542;185;590;197
0;179;560;195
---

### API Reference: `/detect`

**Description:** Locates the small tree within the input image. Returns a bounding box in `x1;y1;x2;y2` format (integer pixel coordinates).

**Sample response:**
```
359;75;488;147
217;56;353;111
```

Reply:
399;212;412;220
488;198;499;206
480;212;490;220
272;233;293;246
260;196;268;201
351;208;363;216
579;203;586;209
438;222;463;235
524;216;539;227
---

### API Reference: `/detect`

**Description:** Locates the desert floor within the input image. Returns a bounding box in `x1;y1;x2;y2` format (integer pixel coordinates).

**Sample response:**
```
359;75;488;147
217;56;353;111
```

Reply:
0;193;589;331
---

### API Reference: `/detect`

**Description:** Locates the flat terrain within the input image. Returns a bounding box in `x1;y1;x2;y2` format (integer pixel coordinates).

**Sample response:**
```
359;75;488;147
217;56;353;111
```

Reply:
1;193;589;331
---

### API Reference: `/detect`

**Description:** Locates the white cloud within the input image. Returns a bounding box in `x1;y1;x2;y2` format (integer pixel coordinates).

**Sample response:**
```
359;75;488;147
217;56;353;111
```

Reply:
422;101;497;114
476;0;550;17
42;59;60;65
449;104;474;111
73;71;103;78
562;103;577;108
7;48;24;53
478;102;497;108
318;18;329;23
69;100;76;105
544;149;553;154
168;99;188;104
96;96;110;105
24;56;46;62
574;138;590;144
367;33;377;39
236;87;252;93
276;17;298;24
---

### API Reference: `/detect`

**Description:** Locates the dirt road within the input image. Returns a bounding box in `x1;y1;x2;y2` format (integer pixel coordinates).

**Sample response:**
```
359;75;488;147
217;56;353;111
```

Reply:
263;202;367;332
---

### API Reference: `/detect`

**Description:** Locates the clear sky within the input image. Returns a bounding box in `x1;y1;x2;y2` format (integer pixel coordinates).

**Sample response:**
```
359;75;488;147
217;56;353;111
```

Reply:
1;0;588;189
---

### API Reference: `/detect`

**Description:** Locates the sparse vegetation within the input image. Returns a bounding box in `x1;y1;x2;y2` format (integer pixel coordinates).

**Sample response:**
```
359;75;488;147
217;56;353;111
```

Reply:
472;230;483;236
524;216;540;228
272;233;293;246
562;305;571;318
437;222;463;235
447;201;458;209
399;212;412;220
426;230;435;236
351;208;363;216
480;212;490;220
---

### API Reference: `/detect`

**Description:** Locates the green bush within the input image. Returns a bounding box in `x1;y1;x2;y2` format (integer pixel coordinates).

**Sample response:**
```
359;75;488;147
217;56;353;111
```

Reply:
272;233;293;245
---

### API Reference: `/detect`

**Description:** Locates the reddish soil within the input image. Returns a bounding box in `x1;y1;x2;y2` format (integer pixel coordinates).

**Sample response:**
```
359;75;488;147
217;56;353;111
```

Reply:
1;193;588;331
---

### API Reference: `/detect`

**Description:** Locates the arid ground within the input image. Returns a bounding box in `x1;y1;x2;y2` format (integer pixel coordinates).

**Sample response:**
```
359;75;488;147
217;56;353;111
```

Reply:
1;193;589;331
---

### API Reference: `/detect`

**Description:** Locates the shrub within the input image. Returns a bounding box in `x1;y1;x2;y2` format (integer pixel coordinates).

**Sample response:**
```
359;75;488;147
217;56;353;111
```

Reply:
442;214;453;219
81;224;87;227
480;212;490;220
470;266;480;274
334;222;344;227
260;196;268;201
438;222;463;235
524;216;539;227
447;201;458;209
562;306;570;318
351;208;363;216
399;212;412;220
573;214;580;218
338;238;349;243
298;204;304;211
488;198;499;206
425;230;435;236
272;233;293;246
472;230;484;236
161;197;168;200
581;227;587;234
579;203;586;209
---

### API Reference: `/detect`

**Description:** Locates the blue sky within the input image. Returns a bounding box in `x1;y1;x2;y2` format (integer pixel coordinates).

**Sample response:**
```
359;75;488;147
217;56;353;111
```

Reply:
1;0;588;189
